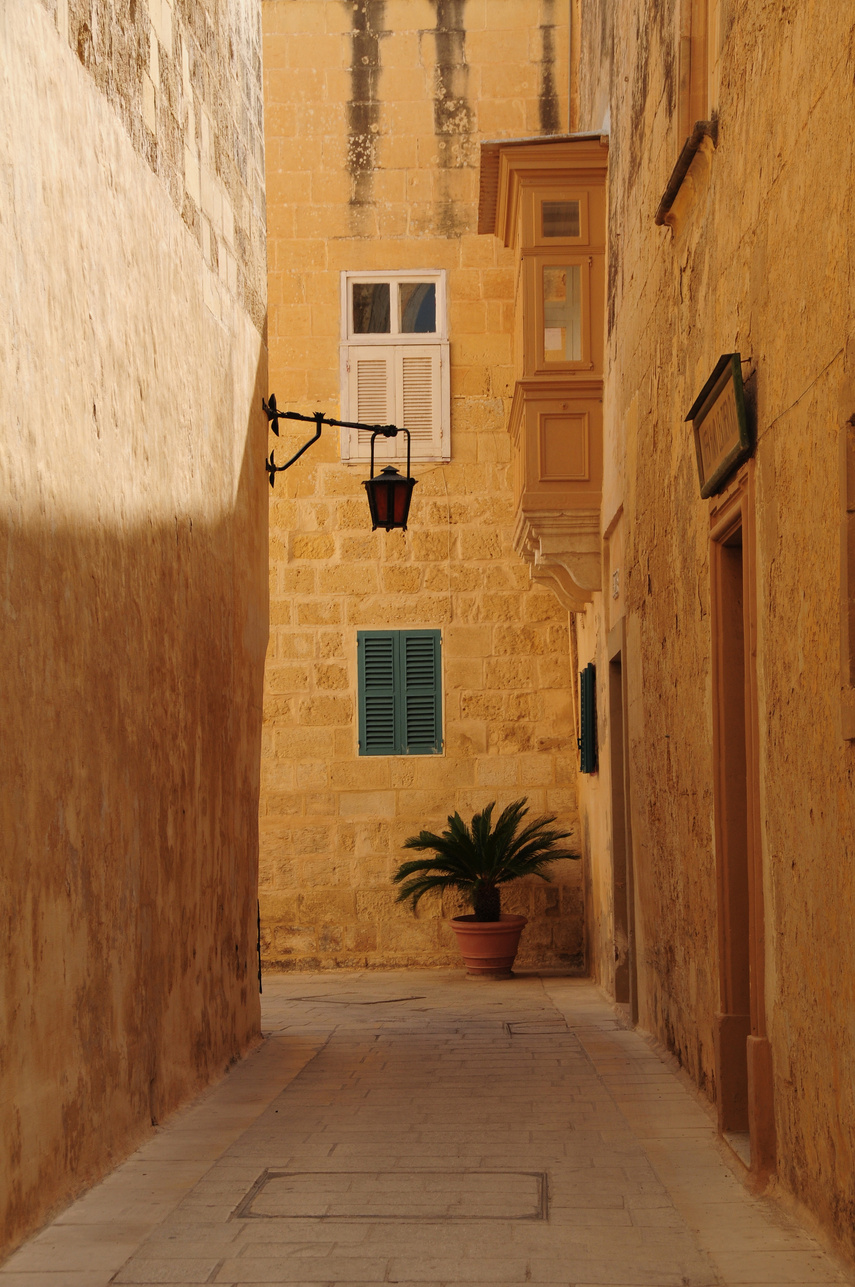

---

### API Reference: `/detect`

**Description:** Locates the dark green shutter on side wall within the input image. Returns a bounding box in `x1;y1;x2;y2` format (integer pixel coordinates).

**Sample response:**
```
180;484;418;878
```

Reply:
579;661;597;773
358;630;442;756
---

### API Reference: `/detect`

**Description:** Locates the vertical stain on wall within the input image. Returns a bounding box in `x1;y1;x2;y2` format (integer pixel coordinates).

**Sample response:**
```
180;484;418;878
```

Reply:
607;227;620;336
539;0;561;134
346;0;387;206
658;2;675;121
427;0;474;236
431;0;474;167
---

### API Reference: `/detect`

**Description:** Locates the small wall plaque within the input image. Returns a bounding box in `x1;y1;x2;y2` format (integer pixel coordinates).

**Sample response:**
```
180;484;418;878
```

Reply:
685;353;751;499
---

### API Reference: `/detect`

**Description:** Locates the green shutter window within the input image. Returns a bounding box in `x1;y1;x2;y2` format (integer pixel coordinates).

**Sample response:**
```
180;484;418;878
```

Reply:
402;631;441;754
579;661;597;774
360;633;397;755
358;629;442;756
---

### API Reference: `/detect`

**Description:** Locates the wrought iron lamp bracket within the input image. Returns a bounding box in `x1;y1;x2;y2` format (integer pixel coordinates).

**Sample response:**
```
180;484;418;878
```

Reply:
263;394;410;487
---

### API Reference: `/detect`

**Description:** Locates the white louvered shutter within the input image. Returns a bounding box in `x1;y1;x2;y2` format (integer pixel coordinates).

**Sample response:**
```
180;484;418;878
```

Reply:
394;346;442;462
347;347;396;461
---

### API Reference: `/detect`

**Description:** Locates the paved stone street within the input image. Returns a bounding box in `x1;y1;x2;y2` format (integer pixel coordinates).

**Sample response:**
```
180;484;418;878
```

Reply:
2;973;851;1287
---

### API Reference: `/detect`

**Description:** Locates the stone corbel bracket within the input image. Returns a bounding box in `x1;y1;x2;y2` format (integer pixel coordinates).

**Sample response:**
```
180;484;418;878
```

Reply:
514;508;601;612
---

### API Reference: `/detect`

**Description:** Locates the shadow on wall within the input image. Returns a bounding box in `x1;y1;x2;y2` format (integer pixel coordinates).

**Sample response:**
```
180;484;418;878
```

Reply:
0;354;268;1259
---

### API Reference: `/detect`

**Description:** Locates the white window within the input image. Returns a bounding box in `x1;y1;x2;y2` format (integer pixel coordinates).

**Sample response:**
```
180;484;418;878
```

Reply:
339;271;450;464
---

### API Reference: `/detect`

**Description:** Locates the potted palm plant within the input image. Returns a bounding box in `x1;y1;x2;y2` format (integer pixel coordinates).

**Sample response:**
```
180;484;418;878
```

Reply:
392;797;579;977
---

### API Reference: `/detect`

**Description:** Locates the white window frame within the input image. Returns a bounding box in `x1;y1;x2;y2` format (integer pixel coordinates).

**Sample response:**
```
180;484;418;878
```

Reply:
339;270;451;464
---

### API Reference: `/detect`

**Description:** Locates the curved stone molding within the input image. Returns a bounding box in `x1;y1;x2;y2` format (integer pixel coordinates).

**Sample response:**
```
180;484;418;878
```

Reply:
514;509;601;611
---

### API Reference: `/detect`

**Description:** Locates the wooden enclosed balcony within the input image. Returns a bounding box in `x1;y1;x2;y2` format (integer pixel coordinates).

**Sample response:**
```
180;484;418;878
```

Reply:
478;136;608;610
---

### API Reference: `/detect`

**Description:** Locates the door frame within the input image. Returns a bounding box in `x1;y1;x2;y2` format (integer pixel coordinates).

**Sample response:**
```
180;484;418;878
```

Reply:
607;616;638;1024
709;462;775;1178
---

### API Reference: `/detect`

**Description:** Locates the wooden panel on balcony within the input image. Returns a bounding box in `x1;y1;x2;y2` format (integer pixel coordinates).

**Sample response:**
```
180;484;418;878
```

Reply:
479;135;608;611
510;380;603;511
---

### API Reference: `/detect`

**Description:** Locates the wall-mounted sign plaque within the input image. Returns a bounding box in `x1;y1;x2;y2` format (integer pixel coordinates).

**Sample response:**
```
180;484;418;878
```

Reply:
685;353;751;498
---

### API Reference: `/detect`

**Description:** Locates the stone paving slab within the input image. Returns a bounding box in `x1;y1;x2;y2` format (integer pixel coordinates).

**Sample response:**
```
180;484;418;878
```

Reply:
1;972;852;1287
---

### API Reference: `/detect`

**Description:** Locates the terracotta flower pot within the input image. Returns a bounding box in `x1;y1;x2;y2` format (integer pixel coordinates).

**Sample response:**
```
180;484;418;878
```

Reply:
449;914;527;977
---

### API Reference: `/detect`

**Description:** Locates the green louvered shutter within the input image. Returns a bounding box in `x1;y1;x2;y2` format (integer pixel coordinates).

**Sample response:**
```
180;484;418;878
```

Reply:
358;629;442;755
579;661;597;773
358;632;397;755
400;630;442;754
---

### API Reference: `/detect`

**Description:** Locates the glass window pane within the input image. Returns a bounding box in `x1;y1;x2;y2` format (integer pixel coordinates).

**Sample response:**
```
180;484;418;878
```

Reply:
352;282;390;334
542;200;580;238
399;282;436;333
543;265;582;362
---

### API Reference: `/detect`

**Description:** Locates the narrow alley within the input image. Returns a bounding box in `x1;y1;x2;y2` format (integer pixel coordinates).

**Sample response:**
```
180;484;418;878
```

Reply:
3;974;849;1287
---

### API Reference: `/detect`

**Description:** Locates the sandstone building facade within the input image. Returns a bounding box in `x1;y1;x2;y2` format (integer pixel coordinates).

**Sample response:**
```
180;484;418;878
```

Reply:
262;0;855;1263
2;0;851;1268
1;0;267;1257
260;0;584;971
480;0;854;1262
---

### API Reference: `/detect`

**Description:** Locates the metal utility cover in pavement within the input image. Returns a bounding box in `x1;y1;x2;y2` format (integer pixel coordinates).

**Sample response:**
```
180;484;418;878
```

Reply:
505;1021;572;1035
234;1170;548;1221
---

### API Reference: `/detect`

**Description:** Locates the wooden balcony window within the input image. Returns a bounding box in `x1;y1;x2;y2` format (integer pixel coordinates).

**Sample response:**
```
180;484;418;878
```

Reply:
478;135;608;610
525;256;593;374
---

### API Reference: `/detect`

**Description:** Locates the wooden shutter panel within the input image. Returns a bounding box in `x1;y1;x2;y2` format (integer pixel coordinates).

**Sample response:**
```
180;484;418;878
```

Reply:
358;632;397;755
400;630;442;754
343;341;447;463
358;630;442;756
348;347;395;461
393;346;442;462
579;661;597;773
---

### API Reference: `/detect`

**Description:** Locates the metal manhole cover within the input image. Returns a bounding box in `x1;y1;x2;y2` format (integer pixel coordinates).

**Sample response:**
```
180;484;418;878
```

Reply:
234;1169;548;1221
505;1021;575;1036
287;995;427;1005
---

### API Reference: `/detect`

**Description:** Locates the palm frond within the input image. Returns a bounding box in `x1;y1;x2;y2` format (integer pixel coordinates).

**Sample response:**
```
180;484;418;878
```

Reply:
393;855;477;883
394;872;473;908
401;814;483;882
393;796;579;913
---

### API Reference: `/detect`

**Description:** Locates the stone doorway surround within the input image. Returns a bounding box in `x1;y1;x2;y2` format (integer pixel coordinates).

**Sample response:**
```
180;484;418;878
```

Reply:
607;615;639;1024
709;463;776;1179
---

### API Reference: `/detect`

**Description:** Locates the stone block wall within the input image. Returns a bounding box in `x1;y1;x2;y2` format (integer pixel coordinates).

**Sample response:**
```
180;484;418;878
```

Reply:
50;0;267;329
573;0;855;1261
261;0;584;971
0;0;266;1258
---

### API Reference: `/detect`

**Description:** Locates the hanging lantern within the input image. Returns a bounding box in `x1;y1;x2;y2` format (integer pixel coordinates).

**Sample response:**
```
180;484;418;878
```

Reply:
264;401;418;533
363;464;417;531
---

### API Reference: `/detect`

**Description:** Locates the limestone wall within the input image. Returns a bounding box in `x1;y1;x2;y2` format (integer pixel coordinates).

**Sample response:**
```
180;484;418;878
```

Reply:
574;0;855;1258
0;0;267;1257
261;0;583;971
